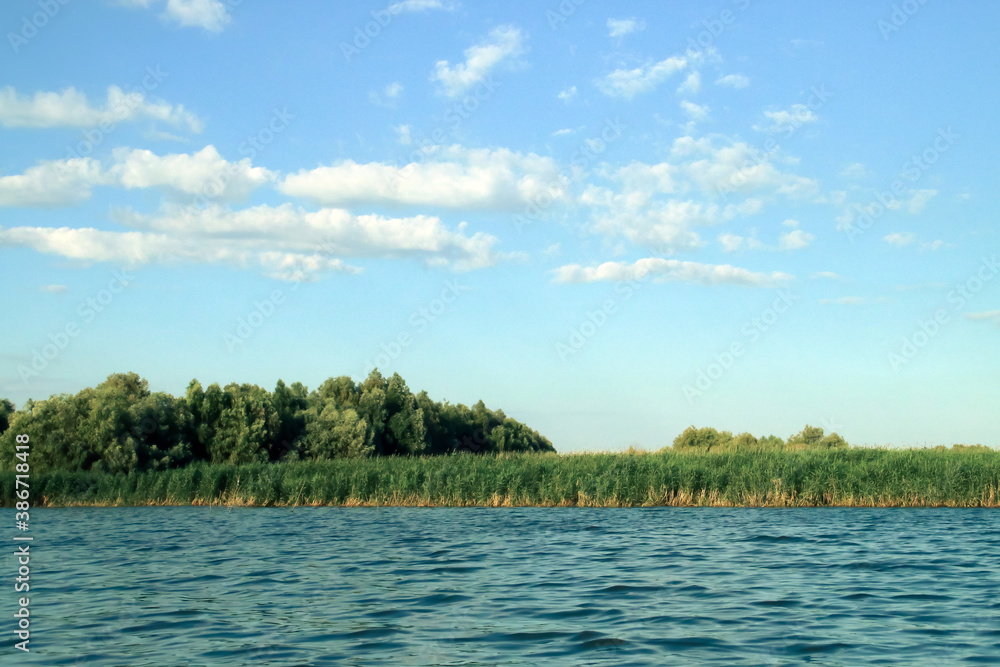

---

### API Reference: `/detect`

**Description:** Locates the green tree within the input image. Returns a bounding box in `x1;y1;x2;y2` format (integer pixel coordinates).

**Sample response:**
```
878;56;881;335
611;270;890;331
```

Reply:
787;425;825;448
819;432;849;448
302;405;371;459
730;432;759;449
673;426;731;451
272;379;308;459
0;399;14;436
208;383;277;464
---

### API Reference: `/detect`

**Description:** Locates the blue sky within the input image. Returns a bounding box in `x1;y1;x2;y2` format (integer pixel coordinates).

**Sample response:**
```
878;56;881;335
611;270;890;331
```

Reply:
1;0;998;450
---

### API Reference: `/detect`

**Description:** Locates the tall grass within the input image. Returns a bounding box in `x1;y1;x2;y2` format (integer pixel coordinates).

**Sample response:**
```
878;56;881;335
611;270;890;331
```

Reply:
3;447;999;508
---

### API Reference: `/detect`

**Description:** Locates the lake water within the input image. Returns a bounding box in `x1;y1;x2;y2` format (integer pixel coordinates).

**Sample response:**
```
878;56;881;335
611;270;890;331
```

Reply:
3;507;998;665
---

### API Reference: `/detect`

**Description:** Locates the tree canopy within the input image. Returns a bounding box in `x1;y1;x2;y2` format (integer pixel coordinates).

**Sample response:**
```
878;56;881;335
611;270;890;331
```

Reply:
671;425;850;452
0;370;555;474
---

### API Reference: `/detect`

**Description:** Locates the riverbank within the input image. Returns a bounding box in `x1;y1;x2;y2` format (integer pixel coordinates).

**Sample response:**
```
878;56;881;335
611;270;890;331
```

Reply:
4;447;999;508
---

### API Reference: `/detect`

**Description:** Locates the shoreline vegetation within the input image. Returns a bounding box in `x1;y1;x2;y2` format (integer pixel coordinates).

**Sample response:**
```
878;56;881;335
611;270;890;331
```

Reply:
2;373;997;508
4;447;999;509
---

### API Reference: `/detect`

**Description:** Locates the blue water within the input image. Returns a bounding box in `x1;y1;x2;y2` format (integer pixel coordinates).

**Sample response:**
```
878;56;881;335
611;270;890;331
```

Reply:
2;507;998;665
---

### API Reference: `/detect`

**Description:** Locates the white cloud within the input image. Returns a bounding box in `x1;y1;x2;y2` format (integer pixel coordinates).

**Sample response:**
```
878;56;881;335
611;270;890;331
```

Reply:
557;85;577;102
782;219;799;228
109;145;276;202
778;229;814;250
369;82;404;107
677;71;701;95
0;223;358;280
597;55;688;99
553;128;573;136
883;232;915;247
40;284;68;293
0;85;202;131
812;271;843;280
578;136;815;253
0;158;109;207
162;0;231;32
669;135;818;198
389;0;456;12
906;188;937;213
718;232;762;252
840;162;869;179
0;147;273;207
607;17;645;38
755;104;818;134
920;239;945;251
716;74;749;89
279;146;565;211
0;202;510;278
552;257;792;287
680;100;709;121
431;25;524;97
964;310;1000;325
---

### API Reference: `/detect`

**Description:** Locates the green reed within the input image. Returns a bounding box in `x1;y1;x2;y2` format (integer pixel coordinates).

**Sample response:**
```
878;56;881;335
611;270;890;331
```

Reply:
3;447;999;508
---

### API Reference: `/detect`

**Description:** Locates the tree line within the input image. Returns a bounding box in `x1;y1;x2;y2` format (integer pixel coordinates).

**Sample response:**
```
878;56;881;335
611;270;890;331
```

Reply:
671;425;849;451
0;371;555;474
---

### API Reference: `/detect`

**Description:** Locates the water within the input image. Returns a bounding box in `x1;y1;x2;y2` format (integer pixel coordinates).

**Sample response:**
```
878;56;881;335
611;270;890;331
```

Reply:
3;507;998;665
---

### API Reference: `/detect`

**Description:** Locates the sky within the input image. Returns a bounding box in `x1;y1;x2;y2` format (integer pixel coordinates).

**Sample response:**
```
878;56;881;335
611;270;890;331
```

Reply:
1;0;997;451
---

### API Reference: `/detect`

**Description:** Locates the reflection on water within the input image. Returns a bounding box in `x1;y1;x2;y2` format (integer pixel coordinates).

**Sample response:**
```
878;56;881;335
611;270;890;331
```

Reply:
3;507;998;665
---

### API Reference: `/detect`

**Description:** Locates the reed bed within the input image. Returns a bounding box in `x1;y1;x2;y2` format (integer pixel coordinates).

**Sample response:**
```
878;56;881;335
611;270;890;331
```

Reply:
3;447;999;508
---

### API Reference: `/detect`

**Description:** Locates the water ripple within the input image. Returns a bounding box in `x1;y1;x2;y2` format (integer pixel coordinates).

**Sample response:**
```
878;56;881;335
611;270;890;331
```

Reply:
2;506;998;665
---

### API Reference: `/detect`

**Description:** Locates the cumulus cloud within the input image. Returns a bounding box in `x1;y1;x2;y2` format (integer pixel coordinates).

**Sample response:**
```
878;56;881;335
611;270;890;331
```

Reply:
0;147;275;208
109;146;276;201
369;82;404;106
0;202;511;279
840;162;869;179
431;25;524;97
669;135;818;198
389;0;456;12
279;146;565;211
161;0;231;31
884;232;915;247
0;158;110;207
577;135;815;253
597;55;688;99
557;86;577;102
677;71;701;95
0;85;202;131
778;229;814;250
754;104;818;134
680;100;709;121
718;232;762;252
552;257;793;287
607;18;645;38
906;188;937;213
716;74;749;88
